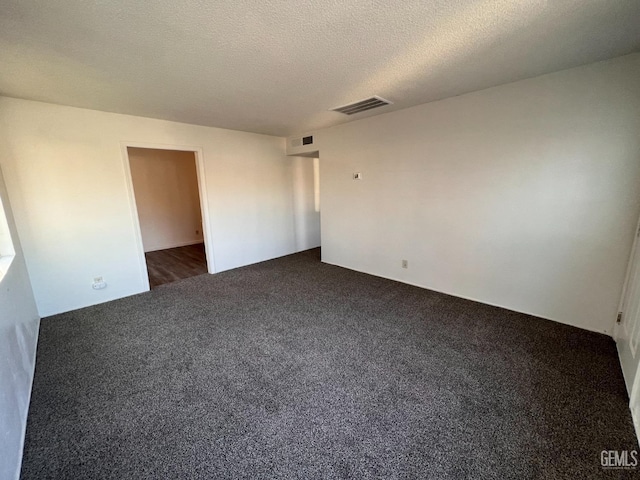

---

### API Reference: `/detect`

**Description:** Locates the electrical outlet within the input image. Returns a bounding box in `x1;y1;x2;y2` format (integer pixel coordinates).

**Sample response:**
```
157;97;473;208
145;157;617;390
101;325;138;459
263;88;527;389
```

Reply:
402;260;408;269
92;276;107;290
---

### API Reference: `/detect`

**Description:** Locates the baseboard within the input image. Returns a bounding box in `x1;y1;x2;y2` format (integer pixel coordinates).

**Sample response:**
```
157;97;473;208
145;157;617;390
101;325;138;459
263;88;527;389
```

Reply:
321;260;609;336
144;240;203;252
631;403;640;448
626;368;640;447
295;243;321;253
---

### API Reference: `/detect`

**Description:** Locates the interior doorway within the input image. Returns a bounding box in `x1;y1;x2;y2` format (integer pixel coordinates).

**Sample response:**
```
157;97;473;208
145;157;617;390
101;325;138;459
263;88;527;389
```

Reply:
291;156;321;253
125;146;212;288
617;219;640;440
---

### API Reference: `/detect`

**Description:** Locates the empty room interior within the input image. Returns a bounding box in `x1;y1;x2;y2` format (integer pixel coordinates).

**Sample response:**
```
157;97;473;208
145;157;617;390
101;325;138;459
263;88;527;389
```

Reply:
1;1;640;479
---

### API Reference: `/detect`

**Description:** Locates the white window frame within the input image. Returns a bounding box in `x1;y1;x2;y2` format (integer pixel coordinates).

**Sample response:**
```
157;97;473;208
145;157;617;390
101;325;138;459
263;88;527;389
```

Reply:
0;195;16;282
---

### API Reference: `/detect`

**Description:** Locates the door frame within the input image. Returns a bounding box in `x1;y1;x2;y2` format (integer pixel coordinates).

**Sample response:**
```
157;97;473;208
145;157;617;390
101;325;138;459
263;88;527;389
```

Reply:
615;216;640;338
120;141;216;291
616;212;640;444
615;217;640;355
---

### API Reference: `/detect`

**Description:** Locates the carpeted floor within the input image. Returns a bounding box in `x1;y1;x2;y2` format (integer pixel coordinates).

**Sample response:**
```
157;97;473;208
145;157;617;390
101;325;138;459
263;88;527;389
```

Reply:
21;248;638;479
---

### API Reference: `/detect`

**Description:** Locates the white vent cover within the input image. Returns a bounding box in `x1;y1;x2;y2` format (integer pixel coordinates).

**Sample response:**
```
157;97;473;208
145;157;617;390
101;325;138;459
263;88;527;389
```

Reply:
330;96;392;115
290;136;313;147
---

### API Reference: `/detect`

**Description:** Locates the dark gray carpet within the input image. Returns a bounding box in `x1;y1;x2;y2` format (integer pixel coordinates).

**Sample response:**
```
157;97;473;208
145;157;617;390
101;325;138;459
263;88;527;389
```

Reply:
22;248;638;479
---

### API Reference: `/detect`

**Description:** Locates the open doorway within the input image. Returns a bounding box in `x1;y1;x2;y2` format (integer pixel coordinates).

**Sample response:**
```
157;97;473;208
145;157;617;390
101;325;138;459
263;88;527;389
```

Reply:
126;147;210;288
291;156;321;255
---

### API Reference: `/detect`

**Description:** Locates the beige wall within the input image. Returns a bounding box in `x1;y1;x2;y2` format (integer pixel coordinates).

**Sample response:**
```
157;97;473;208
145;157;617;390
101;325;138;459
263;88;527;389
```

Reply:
317;53;640;334
128;148;203;252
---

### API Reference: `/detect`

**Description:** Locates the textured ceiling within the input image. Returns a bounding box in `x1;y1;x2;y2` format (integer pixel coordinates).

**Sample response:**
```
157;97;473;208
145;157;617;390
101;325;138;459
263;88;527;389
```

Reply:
1;0;639;137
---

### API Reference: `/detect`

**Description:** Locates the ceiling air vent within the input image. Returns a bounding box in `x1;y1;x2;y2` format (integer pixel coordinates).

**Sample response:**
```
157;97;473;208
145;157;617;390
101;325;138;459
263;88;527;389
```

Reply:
290;136;313;148
330;96;392;115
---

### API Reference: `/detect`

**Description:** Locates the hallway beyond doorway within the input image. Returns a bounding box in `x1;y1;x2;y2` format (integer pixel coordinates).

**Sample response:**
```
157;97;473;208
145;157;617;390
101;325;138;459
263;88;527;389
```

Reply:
145;243;207;288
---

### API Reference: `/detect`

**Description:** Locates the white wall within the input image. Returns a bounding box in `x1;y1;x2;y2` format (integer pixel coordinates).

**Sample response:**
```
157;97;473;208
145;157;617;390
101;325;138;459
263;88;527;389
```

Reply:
0;97;295;316
0;166;39;480
291;156;321;251
128;148;203;252
318;53;640;334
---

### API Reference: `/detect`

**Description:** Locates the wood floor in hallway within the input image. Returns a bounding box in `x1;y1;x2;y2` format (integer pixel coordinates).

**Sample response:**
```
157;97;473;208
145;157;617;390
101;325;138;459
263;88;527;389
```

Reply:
145;243;207;288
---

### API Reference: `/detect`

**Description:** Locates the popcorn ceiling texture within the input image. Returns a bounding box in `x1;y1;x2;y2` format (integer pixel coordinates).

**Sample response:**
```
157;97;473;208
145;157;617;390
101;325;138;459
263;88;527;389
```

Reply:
0;0;639;136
